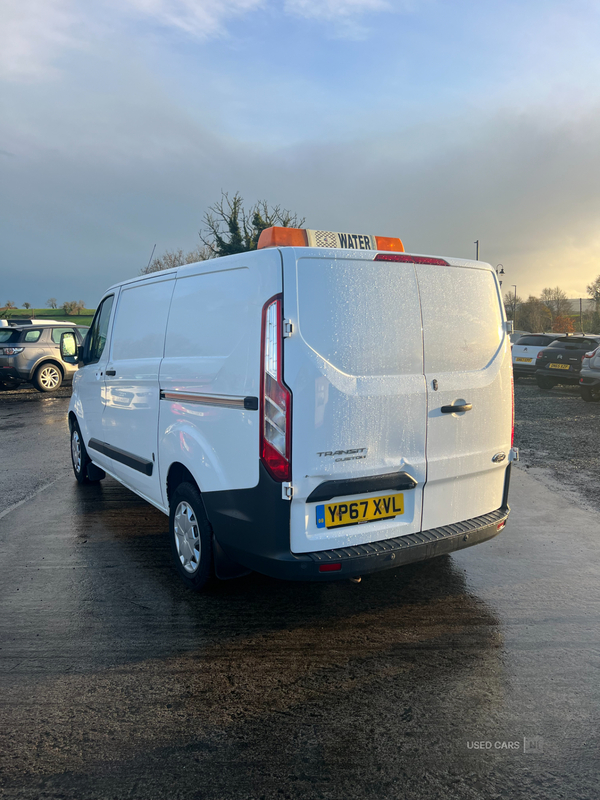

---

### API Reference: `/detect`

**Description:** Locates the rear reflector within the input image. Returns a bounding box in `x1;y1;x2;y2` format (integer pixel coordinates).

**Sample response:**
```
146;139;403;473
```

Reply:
497;521;506;531
319;563;342;572
374;254;450;266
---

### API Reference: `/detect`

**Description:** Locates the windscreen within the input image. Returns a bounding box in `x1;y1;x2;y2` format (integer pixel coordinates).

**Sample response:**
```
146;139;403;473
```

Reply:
295;257;424;376
516;335;554;346
548;338;599;349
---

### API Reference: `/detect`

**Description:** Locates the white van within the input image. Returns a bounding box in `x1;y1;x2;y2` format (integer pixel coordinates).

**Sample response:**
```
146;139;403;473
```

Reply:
63;227;517;590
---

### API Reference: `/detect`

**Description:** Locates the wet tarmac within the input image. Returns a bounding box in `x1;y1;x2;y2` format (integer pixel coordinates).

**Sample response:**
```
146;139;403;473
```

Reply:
1;393;599;799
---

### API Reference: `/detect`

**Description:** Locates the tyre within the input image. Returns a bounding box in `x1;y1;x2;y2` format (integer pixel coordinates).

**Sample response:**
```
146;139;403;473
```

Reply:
33;362;63;392
536;376;556;390
169;482;213;591
581;385;600;402
70;420;92;484
0;378;20;391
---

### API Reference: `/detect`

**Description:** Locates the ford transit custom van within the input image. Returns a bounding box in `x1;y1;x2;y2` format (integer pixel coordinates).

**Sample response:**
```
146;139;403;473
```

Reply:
63;227;517;590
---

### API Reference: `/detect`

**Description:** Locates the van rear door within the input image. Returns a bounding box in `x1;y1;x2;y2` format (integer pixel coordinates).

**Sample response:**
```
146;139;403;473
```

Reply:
282;249;427;555
416;263;511;529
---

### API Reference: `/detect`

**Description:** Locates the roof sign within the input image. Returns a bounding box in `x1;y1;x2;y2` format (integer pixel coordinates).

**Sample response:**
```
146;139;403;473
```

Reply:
257;227;404;252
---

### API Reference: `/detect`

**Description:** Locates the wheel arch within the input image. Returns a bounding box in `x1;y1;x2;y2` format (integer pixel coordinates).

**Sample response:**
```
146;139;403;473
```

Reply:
166;461;202;506
28;358;65;381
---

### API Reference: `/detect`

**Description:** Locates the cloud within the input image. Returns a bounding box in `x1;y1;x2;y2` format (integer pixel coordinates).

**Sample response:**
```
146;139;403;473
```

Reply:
284;0;400;37
121;0;265;38
0;0;80;80
0;0;266;80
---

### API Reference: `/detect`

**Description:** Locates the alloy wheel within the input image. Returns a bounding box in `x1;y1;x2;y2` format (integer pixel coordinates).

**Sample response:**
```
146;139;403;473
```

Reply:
39;366;61;390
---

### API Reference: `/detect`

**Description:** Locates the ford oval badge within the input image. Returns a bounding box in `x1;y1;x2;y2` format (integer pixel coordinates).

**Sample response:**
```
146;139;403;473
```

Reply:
492;452;506;463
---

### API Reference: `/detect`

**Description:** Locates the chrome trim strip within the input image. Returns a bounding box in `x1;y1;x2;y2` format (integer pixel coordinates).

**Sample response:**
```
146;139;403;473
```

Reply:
160;390;251;409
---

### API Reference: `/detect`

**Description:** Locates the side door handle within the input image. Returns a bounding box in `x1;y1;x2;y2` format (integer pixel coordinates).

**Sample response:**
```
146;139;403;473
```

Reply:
441;403;472;413
106;369;116;377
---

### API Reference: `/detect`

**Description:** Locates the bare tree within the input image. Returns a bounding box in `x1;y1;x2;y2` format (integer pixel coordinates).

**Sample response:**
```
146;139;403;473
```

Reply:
200;191;305;258
46;298;58;309
503;291;522;323
518;296;552;332
141;245;211;275
4;301;16;309
540;286;570;320
587;275;600;309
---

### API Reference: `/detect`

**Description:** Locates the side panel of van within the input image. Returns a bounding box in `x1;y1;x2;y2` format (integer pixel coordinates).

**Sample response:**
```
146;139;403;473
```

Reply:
282;250;428;555
417;264;511;529
158;252;282;506
101;276;175;506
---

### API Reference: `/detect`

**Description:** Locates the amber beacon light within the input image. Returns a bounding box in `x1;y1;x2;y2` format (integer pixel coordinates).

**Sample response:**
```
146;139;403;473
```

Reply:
257;227;405;252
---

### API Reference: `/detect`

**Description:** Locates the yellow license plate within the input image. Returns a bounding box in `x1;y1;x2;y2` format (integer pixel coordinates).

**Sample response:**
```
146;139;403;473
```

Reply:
515;357;533;362
316;493;404;529
549;363;570;370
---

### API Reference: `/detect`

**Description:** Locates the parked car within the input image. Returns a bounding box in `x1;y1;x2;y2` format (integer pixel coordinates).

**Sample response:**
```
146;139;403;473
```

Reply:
512;333;565;379
0;323;88;391
535;336;600;389
579;344;600;401
63;225;516;591
509;329;531;344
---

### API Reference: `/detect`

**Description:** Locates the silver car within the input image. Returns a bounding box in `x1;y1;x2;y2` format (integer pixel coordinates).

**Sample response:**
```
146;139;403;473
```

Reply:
0;323;89;392
580;343;600;402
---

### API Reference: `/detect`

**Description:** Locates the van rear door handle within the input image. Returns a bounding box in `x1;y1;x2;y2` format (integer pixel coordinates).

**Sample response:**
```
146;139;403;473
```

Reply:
106;369;116;376
441;403;472;413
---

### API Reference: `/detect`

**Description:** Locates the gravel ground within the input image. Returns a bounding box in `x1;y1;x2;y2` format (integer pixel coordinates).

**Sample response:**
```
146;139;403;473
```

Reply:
514;375;600;512
0;383;71;401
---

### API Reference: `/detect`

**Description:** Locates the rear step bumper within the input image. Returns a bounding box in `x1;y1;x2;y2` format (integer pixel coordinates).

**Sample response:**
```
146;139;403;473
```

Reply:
204;464;511;582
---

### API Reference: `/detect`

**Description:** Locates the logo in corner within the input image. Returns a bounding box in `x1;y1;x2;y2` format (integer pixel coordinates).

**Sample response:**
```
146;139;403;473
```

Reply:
492;452;506;463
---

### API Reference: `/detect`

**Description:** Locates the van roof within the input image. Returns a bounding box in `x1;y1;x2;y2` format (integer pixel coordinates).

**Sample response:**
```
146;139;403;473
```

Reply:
106;248;495;294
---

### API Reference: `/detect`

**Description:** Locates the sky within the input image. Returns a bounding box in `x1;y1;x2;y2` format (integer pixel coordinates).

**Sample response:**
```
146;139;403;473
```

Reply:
1;0;600;307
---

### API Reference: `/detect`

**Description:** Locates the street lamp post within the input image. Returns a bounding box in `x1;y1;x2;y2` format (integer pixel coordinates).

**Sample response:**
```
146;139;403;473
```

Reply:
474;240;479;260
512;284;517;329
495;264;504;287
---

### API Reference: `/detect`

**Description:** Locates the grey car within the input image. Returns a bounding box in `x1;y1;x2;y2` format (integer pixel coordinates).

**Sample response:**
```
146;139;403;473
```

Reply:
0;323;89;392
579;342;600;401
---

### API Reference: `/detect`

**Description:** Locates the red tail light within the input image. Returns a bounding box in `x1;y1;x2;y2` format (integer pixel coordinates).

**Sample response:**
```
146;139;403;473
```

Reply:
260;295;291;481
536;351;544;359
583;348;598;359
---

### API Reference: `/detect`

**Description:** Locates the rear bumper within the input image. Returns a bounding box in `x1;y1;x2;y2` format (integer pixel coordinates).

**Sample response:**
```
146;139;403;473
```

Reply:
512;362;537;375
0;365;21;382
536;367;580;383
204;463;512;582
243;508;509;581
579;373;600;386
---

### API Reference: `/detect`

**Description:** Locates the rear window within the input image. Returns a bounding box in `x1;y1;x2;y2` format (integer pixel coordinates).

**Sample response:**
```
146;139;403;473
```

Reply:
548;338;599;349
516;335;555;346
0;329;19;343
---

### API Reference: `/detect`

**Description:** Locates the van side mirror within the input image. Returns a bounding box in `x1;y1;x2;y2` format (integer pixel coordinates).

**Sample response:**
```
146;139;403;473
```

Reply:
505;320;514;334
60;331;79;365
